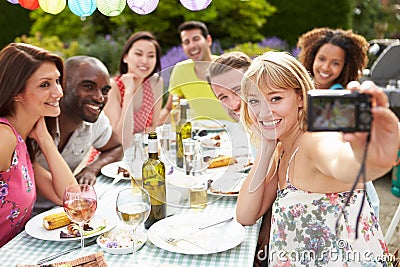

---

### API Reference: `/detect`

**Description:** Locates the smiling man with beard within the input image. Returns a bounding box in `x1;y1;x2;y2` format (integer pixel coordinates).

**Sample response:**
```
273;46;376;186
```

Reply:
32;56;123;216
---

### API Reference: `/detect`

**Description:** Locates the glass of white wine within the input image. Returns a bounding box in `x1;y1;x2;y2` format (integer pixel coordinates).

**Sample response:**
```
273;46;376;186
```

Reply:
63;184;97;250
116;187;151;263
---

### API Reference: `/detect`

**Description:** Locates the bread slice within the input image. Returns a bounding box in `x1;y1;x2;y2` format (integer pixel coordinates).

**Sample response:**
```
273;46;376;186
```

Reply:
207;155;237;168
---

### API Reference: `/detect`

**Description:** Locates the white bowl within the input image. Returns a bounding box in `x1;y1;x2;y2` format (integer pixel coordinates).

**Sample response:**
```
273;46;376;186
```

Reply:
96;226;147;255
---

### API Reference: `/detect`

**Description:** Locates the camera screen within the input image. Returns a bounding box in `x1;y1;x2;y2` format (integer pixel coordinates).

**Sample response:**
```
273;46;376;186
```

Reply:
309;97;355;130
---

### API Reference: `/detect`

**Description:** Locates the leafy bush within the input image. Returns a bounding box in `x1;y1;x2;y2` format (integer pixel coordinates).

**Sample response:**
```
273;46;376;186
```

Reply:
77;34;124;76
15;32;79;60
225;42;274;58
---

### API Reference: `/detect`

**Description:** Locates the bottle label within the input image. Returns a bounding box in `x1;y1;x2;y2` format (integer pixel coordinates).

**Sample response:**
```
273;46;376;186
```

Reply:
143;179;166;205
148;139;158;153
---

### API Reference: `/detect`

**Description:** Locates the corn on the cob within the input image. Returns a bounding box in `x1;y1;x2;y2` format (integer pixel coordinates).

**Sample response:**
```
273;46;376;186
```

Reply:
207;156;238;168
43;212;71;230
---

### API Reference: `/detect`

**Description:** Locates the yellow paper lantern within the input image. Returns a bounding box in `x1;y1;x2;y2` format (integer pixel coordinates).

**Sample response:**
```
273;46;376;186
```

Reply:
39;0;66;15
96;0;126;17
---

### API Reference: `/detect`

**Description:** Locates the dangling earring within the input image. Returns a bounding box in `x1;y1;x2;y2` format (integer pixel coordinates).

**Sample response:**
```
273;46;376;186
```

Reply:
298;108;305;130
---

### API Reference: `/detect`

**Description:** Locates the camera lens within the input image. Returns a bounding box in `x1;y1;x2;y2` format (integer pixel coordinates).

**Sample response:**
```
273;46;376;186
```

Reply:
359;111;372;126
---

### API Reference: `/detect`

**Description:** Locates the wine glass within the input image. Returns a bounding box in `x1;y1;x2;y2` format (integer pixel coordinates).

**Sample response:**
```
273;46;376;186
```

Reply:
116;187;150;263
63;184;97;250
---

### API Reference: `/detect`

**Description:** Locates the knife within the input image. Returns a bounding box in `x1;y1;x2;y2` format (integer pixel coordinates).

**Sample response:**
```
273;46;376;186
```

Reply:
36;238;97;265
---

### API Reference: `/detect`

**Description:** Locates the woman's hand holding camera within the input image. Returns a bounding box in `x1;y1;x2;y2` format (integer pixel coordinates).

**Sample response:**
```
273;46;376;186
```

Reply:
346;80;399;167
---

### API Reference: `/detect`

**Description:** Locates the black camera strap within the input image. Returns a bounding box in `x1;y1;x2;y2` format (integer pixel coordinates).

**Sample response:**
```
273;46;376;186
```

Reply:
335;132;371;240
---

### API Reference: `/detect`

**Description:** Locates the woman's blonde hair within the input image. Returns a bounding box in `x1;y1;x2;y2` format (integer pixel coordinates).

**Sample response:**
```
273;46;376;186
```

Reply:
241;51;315;142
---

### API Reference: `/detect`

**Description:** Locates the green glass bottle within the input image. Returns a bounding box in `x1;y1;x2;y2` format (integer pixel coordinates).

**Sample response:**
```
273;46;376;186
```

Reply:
176;99;192;168
170;94;180;134
142;132;166;229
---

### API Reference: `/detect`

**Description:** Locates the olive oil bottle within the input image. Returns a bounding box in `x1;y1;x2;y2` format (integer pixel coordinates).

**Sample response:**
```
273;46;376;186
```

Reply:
142;132;166;229
176;99;192;168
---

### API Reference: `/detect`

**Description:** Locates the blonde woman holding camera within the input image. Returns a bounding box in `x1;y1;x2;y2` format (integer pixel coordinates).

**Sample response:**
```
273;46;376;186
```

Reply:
236;52;398;266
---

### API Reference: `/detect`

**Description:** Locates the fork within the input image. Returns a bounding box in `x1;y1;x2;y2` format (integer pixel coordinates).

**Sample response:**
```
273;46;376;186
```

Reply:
159;233;218;253
161;216;234;244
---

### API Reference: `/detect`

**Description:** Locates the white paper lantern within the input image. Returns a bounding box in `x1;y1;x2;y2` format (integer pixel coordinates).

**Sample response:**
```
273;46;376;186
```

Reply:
127;0;159;15
180;0;212;11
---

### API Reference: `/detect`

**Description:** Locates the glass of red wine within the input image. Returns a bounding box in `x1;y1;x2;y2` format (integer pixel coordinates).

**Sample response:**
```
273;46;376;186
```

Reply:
63;184;97;249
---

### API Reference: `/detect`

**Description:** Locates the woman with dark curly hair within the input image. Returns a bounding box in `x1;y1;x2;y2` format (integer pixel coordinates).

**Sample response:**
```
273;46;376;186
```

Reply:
297;27;369;89
297;28;381;219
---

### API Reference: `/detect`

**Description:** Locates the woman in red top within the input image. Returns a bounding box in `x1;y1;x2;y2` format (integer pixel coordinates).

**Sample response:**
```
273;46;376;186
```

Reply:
104;31;163;141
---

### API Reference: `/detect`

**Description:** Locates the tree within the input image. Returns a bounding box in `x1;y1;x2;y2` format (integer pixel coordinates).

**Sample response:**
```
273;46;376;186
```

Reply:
353;0;398;40
262;0;354;48
28;0;275;51
0;1;32;49
29;9;110;42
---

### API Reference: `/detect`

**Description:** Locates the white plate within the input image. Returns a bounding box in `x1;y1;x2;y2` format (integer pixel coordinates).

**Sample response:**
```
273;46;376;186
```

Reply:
205;156;253;173
166;169;206;189
192;120;226;132
200;132;231;150
97;225;147;254
201;139;220;149
207;172;247;197
100;161;131;181
25;207;117;242
148;213;245;255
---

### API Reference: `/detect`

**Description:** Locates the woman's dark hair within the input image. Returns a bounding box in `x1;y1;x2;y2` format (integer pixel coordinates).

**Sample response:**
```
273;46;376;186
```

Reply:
0;43;64;117
297;27;369;87
119;31;162;78
0;43;64;161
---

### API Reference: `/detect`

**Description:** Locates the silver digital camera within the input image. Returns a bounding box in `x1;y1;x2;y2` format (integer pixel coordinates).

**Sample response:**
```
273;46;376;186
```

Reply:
307;90;372;132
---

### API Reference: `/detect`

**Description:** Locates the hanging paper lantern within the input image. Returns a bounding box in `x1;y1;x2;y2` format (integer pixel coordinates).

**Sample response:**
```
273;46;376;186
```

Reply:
68;0;97;18
18;0;39;10
96;0;126;17
180;0;212;11
7;0;19;4
39;0;66;15
127;0;159;15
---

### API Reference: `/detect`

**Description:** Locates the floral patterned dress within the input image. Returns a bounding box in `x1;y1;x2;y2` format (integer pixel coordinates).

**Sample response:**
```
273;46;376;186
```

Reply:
0;118;35;247
269;148;390;266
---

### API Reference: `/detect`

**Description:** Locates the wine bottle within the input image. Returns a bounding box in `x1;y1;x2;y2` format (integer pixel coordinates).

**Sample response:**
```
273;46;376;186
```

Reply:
129;133;146;188
170;94;180;134
176;99;192;168
142;132;166;229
